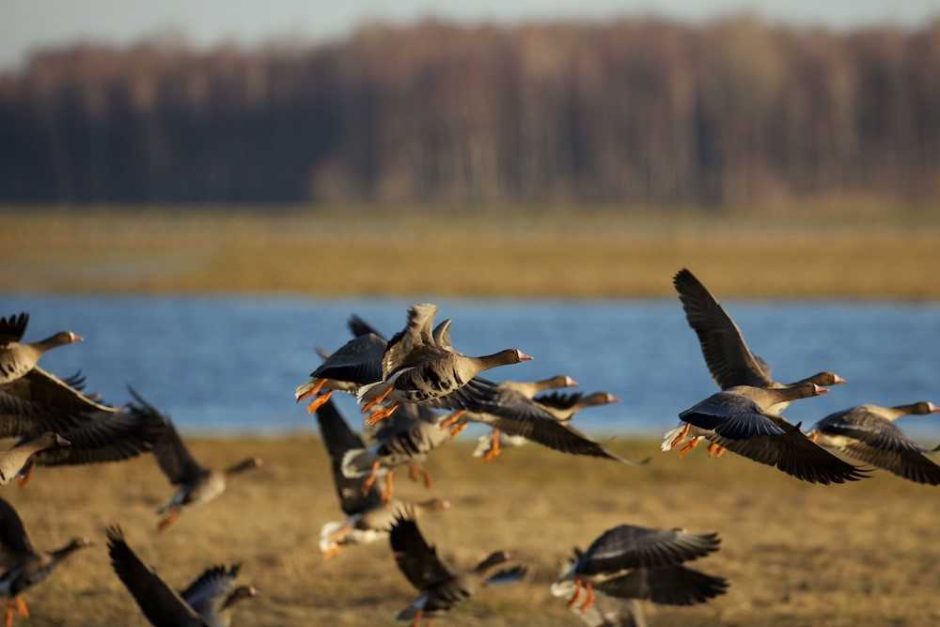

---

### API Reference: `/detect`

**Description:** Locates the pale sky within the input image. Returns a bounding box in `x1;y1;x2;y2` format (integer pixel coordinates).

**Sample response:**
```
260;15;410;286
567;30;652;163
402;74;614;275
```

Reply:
3;0;939;70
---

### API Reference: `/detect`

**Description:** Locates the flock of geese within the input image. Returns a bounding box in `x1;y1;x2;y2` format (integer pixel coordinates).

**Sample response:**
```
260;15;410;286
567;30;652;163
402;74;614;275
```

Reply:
0;267;937;626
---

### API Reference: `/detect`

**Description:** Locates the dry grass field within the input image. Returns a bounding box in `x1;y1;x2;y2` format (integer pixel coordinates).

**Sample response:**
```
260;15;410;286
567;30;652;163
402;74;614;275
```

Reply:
3;206;940;299
6;436;939;626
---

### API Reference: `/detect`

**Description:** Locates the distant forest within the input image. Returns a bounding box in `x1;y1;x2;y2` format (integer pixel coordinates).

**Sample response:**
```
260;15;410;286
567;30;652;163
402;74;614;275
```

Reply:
2;17;940;207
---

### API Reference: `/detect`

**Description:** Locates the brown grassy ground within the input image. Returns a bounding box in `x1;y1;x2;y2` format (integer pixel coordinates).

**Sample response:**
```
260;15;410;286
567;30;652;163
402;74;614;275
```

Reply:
6;436;939;626
3;207;940;298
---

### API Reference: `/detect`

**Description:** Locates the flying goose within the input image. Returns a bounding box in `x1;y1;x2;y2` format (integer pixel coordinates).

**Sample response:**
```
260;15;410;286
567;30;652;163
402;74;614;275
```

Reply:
808;402;940;485
107;527;257;627
471;376;580;458
551;523;726;616
389;517;526;625
0;313;83;385
449;379;646;465
358;304;532;425
675;384;867;484
315;397;450;558
672;269;847;395
0;497;91;627
146;395;262;531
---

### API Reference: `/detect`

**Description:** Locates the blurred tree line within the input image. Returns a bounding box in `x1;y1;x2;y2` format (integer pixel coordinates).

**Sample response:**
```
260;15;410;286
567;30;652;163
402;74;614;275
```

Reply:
2;17;939;207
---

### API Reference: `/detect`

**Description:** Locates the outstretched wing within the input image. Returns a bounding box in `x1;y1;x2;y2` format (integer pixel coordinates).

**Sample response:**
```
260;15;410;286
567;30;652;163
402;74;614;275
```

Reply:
579;524;721;575
181;564;240;617
815;409;940;485
32;402;166;467
0;498;36;568
309;334;386;386
673;269;773;388
133;390;208;486
0;313;28;346
389;517;455;591
382;304;438;378
314;398;382;515
106;526;204;627
712;425;868;485
598;564;729;606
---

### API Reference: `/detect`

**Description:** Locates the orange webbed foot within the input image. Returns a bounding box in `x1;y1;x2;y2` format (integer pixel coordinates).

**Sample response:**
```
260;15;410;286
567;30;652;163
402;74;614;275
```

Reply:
13;598;27;619
306;390;334;414
157;508;181;532
678;437;700;459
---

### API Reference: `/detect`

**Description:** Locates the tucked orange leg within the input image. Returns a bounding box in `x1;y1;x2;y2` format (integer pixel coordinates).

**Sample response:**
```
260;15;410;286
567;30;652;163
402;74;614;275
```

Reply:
367;402;400;426
4;601;12;627
449;422;468;437
157;507;181;532
678;437;700;458
483;430;502;462
707;442;726;458
410;610;423;627
578;582;595;611
440;410;465;429
306;390;334;413
16;467;32;489
13;598;27;619
362;461;381;495
362;387;393;413
380;471;395;503
297;378;327;402
669;423;691;449
566;580;583;609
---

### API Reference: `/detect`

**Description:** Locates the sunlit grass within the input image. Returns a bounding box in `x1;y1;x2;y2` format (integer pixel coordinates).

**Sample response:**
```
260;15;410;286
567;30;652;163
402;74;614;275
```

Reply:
3;205;940;298
7;436;940;626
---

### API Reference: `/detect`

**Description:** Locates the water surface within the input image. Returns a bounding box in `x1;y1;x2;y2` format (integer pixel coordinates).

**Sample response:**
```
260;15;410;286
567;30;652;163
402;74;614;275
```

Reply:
5;296;940;440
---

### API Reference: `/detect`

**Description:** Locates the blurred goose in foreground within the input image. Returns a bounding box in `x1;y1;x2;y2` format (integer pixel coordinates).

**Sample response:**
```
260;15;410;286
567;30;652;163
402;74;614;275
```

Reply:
389;517;526;625
107;527;257;627
342;402;455;503
13;390;167;486
315;397;450;557
0;313;82;385
358;304;532;424
551;523;726;618
453;379;646;465
147;395;262;531
808;402;940;485
675;384;867;484
669;269;846;453
471;376;580;458
0;497;91;627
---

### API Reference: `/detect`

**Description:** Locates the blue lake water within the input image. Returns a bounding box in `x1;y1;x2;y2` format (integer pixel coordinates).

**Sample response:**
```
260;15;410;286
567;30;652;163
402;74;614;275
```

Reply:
4;296;940;441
